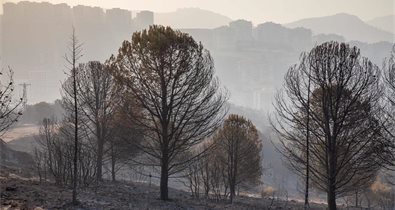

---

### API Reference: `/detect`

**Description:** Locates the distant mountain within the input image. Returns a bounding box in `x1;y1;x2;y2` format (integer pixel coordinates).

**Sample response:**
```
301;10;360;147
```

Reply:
348;41;394;65
155;8;232;29
286;13;395;43
367;15;394;34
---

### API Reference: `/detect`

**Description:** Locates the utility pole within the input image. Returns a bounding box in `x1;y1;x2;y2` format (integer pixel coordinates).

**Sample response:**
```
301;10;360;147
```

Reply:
19;82;31;108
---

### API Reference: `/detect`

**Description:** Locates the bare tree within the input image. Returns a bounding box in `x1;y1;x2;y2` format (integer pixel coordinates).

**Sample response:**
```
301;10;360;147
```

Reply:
206;141;229;200
109;25;227;200
35;118;58;183
212;114;262;203
382;45;395;169
71;61;119;182
272;42;389;209
60;120;97;186
381;45;395;210
35;117;97;187
0;67;23;134
61;60;142;184
180;141;212;198
63;27;83;205
304;59;312;210
107;93;143;182
182;153;202;198
33;147;45;183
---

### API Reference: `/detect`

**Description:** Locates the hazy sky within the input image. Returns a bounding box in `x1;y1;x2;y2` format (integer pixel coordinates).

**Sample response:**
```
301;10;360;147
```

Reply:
1;0;394;24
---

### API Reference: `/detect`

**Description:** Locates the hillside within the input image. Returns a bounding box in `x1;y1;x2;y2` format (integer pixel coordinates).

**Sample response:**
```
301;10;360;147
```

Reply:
0;139;34;171
286;13;395;43
367;15;395;34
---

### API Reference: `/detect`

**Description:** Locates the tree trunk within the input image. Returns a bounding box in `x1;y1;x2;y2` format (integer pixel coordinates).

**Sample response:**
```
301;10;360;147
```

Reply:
111;152;116;182
304;147;310;210
70;28;80;206
229;172;235;203
327;188;336;210
72;64;78;205
229;138;236;203
305;70;311;210
160;153;169;200
229;186;234;203
327;157;337;210
43;156;47;182
160;144;169;200
160;109;170;201
96;134;103;182
326;114;337;210
38;168;42;183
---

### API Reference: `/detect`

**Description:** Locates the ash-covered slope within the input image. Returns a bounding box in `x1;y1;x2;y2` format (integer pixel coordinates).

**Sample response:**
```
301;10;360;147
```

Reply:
0;139;34;169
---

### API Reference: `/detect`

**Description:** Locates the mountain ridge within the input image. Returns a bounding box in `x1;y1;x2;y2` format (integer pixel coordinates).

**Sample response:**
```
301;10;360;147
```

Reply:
286;13;395;43
367;14;394;34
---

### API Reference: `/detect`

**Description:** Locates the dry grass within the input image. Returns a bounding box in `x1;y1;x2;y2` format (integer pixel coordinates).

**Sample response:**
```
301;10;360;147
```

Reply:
1;125;39;143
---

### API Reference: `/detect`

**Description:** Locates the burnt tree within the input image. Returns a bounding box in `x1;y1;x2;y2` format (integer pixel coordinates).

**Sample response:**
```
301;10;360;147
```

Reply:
213;114;262;203
272;42;388;210
109;25;227;200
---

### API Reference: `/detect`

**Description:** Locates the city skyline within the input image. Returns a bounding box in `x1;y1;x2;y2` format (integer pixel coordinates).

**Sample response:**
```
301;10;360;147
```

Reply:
1;0;394;24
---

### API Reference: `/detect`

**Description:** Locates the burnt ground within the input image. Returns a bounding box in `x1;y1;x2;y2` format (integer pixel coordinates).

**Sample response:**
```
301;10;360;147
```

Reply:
0;172;327;210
